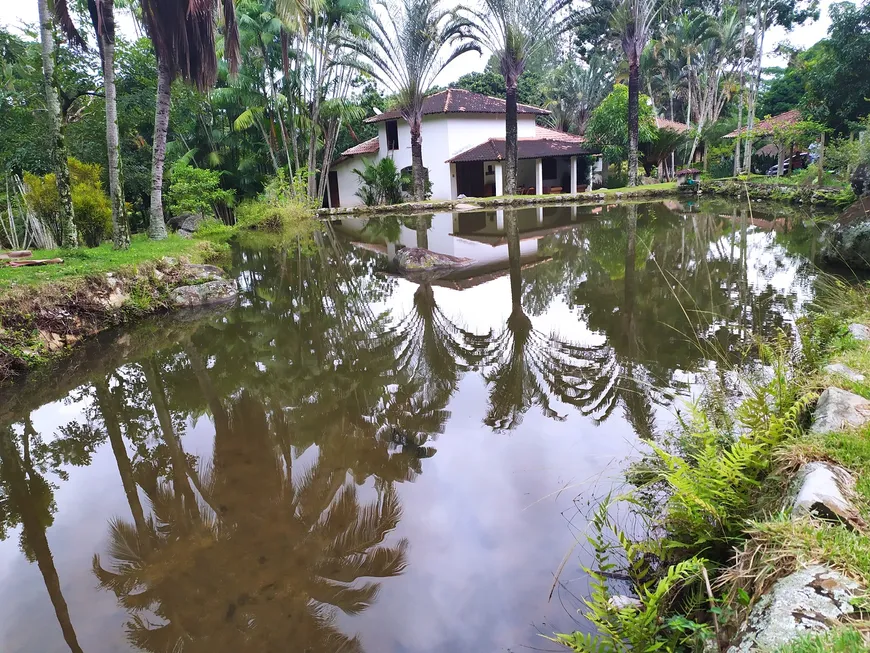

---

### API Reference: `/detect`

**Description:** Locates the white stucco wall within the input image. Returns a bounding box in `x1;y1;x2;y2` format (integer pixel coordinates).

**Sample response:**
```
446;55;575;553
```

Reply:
332;113;540;205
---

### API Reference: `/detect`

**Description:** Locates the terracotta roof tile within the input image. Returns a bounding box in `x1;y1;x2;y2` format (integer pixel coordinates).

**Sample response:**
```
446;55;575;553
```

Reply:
724;109;802;138
656;117;689;133
447;135;598;163
333;136;379;165
365;88;549;124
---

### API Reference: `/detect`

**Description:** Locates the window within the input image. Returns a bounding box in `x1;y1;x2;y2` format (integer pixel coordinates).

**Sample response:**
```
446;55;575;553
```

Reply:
386;120;399;150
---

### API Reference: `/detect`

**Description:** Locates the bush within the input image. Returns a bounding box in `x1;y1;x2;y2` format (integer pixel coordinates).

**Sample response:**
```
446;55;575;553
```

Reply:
353;158;408;205
23;158;112;247
235;171;318;233
167;162;234;217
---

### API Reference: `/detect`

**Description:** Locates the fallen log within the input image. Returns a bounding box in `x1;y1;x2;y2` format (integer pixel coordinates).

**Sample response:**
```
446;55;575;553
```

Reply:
0;250;33;260
7;258;64;267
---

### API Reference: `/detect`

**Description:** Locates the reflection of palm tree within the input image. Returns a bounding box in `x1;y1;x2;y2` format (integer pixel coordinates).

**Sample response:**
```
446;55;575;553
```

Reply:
0;424;83;653
93;391;408;652
484;213;612;431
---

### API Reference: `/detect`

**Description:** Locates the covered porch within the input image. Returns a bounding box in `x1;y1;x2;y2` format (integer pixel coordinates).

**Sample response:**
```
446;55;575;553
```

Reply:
447;130;600;198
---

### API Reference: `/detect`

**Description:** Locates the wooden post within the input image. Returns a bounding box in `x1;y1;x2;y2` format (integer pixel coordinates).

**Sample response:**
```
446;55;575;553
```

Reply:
817;132;826;186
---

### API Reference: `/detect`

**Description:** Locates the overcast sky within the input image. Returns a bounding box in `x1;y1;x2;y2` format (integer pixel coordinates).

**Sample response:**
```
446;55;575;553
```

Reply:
0;0;834;87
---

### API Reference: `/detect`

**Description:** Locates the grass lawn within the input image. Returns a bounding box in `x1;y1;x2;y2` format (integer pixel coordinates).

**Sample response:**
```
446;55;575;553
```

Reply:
0;234;210;288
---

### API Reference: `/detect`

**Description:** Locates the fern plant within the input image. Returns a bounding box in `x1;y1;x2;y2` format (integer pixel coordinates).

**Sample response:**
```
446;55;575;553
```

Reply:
552;500;710;652
647;340;816;559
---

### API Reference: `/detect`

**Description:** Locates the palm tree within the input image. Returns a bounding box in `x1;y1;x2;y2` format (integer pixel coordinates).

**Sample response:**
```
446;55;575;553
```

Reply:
468;0;570;195
36;0;78;248
343;0;478;200
610;0;657;187
139;0;241;239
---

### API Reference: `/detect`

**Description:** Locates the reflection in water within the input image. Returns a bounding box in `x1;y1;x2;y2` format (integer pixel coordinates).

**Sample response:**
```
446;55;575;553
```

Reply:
0;200;827;652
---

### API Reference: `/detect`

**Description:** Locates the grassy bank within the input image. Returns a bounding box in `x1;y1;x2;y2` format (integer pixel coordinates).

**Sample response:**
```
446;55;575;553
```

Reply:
0;234;216;288
555;276;870;652
703;177;856;207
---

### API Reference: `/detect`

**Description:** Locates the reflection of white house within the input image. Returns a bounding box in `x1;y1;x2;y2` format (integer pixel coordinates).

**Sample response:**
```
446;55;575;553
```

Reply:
327;89;600;208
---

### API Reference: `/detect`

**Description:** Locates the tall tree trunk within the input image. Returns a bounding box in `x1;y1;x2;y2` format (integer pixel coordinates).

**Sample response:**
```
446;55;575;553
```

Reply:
148;56;171;240
0;428;83;653
409;114;425;201
98;3;130;250
94;378;149;535
733;0;748;176
504;78;519;196
627;56;640;187
36;0;77;249
742;17;766;175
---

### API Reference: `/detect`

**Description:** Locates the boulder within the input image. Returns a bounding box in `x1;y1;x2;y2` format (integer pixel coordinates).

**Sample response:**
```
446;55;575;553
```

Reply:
851;162;869;197
849;323;870;342
787;461;866;529
180;263;225;283
167;212;207;238
727;566;861;652
811;387;870;434
820;198;870;270
823;362;866;382
396;247;473;272
169;280;238;308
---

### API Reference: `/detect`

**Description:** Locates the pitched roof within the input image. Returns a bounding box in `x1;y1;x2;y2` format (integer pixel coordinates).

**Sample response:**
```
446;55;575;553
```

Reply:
364;88;550;124
333;136;379;165
447;128;598;163
724;109;802;138
656;117;689;133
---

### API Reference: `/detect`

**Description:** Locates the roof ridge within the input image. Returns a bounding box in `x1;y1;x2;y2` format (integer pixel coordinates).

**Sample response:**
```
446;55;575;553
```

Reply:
445;88;451;112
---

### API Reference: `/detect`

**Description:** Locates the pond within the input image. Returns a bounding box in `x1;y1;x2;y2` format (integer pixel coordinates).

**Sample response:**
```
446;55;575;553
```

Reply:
0;198;833;653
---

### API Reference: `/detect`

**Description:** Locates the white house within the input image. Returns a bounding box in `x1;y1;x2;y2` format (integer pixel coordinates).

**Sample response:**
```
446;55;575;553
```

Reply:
326;89;600;208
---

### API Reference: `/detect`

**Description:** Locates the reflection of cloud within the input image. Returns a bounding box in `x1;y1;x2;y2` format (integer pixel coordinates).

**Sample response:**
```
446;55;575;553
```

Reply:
343;373;642;652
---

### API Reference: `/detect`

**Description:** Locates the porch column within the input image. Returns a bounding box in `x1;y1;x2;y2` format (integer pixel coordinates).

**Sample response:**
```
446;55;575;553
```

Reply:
570;156;578;194
450;163;458;199
535;158;543;195
494;161;504;196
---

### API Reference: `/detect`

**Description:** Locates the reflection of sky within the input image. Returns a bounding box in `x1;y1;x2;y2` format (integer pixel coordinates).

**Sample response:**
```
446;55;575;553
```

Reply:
0;201;822;652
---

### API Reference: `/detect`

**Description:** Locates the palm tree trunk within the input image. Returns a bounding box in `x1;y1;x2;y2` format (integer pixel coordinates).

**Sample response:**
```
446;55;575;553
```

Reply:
148;56;171;240
410;115;425;201
98;6;130;250
504;79;519;196
817;131;826;186
36;0;77;249
627;56;640;187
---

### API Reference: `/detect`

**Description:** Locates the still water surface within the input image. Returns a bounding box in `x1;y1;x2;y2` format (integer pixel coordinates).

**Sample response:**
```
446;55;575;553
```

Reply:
0;199;829;652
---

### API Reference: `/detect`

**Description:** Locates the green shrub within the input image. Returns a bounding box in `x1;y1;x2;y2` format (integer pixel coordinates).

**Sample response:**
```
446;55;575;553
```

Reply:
353;158;408;205
23;158;112;247
234;171;318;233
167;162;234;217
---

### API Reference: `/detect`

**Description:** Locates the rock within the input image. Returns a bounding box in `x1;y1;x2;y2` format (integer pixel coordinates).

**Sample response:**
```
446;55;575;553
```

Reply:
811;387;870;434
167;213;207;237
453;203;479;211
849;323;870;342
169;280;238;308
396;247;473;272
823;362;866;382
788;461;866;529
181;263;225;282
608;595;642;610
851;162;869;197
727;566;861;652
820;198;870;270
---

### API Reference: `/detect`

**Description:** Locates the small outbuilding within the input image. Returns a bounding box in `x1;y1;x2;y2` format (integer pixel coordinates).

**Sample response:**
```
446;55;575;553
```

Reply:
675;168;701;189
